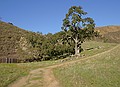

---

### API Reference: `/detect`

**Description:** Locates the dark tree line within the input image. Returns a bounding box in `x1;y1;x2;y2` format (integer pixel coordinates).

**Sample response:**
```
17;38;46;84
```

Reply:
24;31;74;62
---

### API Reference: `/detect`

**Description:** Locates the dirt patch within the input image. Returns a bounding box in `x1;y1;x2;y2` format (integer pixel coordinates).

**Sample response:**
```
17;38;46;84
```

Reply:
43;68;60;87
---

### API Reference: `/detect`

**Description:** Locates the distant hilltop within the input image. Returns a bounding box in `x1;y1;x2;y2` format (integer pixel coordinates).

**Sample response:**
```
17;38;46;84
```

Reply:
95;26;120;43
96;26;120;35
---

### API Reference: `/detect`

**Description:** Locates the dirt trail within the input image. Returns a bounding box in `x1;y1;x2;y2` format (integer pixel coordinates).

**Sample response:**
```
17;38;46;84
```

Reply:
43;68;60;87
8;44;120;87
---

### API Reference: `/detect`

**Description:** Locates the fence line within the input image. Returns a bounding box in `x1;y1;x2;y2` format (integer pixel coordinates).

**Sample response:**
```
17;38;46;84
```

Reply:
0;58;20;63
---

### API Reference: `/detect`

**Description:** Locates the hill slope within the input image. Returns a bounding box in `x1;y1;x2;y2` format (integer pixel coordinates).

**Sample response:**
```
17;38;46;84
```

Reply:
0;21;43;61
0;21;71;62
0;21;25;59
96;26;120;35
0;21;120;62
96;26;120;43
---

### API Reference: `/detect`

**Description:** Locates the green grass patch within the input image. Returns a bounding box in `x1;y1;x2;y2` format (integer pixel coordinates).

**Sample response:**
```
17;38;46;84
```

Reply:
81;41;117;57
0;63;29;87
53;44;120;87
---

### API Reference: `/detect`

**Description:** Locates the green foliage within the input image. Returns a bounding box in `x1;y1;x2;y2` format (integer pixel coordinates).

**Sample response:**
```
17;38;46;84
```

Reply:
39;31;74;60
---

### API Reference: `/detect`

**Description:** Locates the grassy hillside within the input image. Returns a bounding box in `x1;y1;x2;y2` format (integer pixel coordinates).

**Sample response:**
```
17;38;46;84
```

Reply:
53;44;120;87
95;26;120;43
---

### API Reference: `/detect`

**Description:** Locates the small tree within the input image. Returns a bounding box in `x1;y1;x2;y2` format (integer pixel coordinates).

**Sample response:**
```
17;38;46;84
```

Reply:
62;6;96;56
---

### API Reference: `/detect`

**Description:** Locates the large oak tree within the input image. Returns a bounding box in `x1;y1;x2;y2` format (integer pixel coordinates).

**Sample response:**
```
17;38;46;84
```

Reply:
62;6;96;56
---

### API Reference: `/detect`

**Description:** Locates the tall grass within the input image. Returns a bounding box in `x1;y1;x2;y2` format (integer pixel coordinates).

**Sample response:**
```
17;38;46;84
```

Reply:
53;44;120;87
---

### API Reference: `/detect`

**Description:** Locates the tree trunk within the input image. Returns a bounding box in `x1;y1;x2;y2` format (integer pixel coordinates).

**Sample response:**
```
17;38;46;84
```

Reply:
74;37;80;56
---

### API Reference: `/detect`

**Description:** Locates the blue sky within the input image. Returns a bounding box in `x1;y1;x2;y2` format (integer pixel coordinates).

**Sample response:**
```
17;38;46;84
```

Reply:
0;0;120;34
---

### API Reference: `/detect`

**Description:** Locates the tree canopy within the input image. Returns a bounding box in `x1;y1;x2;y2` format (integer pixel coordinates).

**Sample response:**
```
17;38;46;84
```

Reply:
62;6;97;56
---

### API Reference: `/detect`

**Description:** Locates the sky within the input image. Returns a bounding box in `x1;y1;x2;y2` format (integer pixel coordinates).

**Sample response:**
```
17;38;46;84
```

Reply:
0;0;120;34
